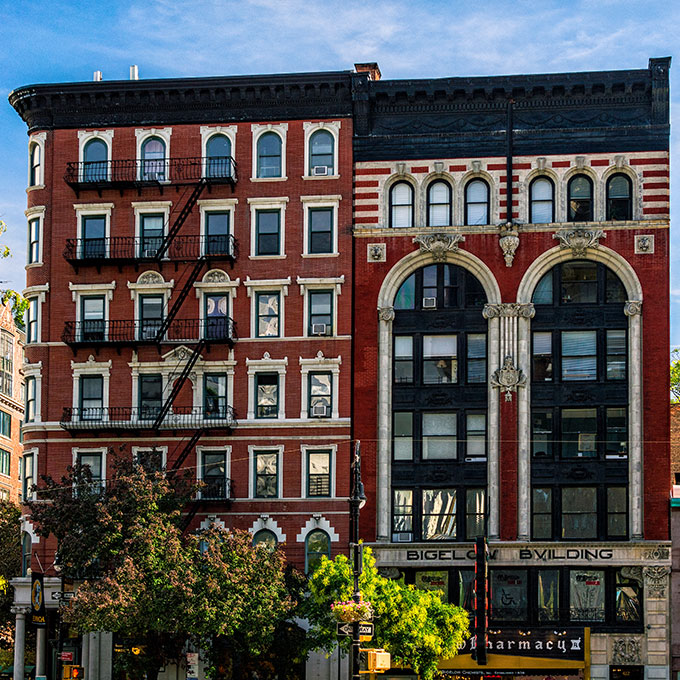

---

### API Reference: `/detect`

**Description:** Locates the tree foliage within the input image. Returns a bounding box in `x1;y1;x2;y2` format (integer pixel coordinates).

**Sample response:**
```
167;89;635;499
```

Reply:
307;548;470;680
0;220;27;328
0;501;21;653
671;348;680;403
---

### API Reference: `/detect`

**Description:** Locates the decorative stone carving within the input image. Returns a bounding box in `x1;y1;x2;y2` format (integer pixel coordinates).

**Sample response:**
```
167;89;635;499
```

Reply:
536;157;547;170
367;243;386;262
612;637;642;664
624;300;642;317
643;565;670;598
614;155;627;169
138;271;164;285
634;234;654;254
413;233;465;262
204;270;228;283
396;162;406;175
263;351;271;360
434;161;444;173
490;355;526;402
378;307;395;322
553;228;606;256
643;546;670;561
483;303;535;319
575;156;586;169
619;566;643;583
499;227;519;267
471;160;482;173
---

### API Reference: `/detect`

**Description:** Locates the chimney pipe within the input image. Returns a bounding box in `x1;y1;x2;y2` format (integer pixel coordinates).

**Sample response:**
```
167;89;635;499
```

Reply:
130;65;139;80
93;71;103;82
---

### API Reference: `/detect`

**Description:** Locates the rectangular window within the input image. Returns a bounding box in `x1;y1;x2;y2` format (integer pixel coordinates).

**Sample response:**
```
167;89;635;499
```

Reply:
465;413;486;458
422;488;456;540
308;207;333;254
204;374;227;419
28;218;40;264
457;570;475;610
81;296;105;341
532;488;552;539
490;569;528;621
255;373;278;419
533;332;553;381
422;412;457;459
394;336;414;383
0;449;9;476
77;451;103;485
561;408;597;458
561;331;596;381
81;215;106;258
256;292;280;338
205;211;230;256
465;488;485;539
308;372;332;417
570;569;605;621
423;335;457;384
25;377;36;422
607;487;627;538
615;568;642;622
308;291;333;336
466;334;486;383
254;450;278;498
140;213;164;257
307;450;331;497
202;451;227;499
27;298;38;343
23;452;34;499
204;294;229;340
532;410;553;458
393;412;413;460
562;487;597;539
139;295;164;340
0;410;10;439
606;330;626;380
561;262;597;304
139;374;162;420
136;449;163;473
606;408;627;457
392;489;413;537
0;331;12;397
80;375;103;420
537;569;560;622
255;209;280;256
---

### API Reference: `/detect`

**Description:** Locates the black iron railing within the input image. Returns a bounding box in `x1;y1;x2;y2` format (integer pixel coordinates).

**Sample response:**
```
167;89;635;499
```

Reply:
201;478;232;501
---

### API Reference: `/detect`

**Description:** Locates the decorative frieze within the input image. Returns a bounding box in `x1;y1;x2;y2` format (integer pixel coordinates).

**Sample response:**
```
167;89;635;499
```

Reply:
643;565;670;598
413;233;465;262
643;546;669;561
553;228;606;256
483;303;535;319
611;637;642;664
490;355;526;402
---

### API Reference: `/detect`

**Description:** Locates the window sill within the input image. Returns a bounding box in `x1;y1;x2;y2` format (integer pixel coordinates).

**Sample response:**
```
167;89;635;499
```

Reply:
302;175;340;181
250;176;288;182
25;263;43;269
248;255;287;260
301;252;340;258
26;185;45;193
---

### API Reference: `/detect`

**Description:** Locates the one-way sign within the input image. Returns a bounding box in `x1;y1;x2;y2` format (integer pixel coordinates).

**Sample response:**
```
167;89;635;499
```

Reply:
336;622;373;639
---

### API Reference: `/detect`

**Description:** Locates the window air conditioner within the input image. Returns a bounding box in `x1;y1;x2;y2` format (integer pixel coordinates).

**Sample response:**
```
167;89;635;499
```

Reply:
393;532;413;543
142;249;158;259
312;323;328;336
422;297;437;309
312;165;329;176
311;404;328;417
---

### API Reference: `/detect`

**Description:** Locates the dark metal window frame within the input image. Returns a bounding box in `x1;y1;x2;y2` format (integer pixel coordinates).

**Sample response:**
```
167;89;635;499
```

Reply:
308;206;334;254
139;294;164;340
140;136;167;181
0;448;9;476
307;370;332;417
255;209;281;256
529;175;555;223
138;374;163;420
255;372;279;419
204;373;228;419
426;179;452;227
79;374;104;419
205;210;231;255
22;452;34;500
606;173;633;221
306;449;332;497
253;449;279;498
28;217;40;264
305;529;331;574
567;174;594;222
80;295;106;342
256;131;283;178
0;409;11;439
29;142;41;187
464;178;490;225
25;377;36;422
388;180;415;228
308;129;335;174
255;291;280;338
308;289;334;336
27;298;38;343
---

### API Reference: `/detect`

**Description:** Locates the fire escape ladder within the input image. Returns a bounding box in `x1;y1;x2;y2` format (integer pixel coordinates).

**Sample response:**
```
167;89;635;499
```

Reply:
156;256;206;341
152;339;205;430
170;428;205;472
155;178;207;261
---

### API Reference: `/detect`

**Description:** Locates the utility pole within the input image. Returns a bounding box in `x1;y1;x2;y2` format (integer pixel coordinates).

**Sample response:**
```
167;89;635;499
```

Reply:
349;441;366;680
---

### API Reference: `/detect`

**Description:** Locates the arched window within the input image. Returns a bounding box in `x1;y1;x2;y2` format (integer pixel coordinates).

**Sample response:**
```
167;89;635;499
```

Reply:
29;143;41;187
305;529;330;573
465;179;489;225
309;130;334;175
205;134;232;179
253;529;278;551
389;182;414;228
606;174;632;221
257;132;282;178
83;138;108;182
568;175;593;222
22;532;32;576
141;137;166;181
427;181;452;227
530;177;554;223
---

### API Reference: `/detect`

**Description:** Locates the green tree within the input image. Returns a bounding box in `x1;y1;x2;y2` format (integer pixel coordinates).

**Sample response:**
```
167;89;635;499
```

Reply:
0;219;28;328
306;548;470;680
671;348;680;402
0;501;21;662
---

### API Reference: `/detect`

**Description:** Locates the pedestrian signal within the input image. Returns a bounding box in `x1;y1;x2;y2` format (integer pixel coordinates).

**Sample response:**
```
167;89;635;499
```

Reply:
62;666;84;680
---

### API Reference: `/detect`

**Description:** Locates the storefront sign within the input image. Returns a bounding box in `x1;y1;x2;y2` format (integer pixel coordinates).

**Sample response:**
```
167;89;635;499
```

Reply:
31;573;46;627
458;630;586;661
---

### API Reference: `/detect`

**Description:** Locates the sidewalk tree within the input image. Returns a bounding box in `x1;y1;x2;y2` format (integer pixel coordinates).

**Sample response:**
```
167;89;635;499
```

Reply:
0;220;27;328
0;501;21;660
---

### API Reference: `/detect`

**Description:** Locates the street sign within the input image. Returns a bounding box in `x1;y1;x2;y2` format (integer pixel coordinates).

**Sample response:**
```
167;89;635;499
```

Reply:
336;622;373;639
51;591;75;600
59;652;73;662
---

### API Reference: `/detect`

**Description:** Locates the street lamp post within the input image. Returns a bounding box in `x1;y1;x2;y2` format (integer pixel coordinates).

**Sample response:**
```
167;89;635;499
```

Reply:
349;441;366;680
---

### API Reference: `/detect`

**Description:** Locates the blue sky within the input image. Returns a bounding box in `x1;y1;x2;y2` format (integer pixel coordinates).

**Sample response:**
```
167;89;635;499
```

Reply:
0;0;678;341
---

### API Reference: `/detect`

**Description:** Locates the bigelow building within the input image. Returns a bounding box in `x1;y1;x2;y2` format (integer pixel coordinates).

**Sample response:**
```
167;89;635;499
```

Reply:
8;57;672;680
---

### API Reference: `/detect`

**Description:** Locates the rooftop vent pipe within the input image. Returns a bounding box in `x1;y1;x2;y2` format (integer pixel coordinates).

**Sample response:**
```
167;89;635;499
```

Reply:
93;71;103;82
130;65;139;80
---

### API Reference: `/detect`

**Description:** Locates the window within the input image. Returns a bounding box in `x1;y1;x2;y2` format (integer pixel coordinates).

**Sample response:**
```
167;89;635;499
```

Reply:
28;218;40;264
136;449;163;473
22;452;34;499
393;412;413;460
77;451;103;490
615;568;641;622
529;177;554;223
308;291;333;336
561;331;596;381
308;372;332;417
562;487;597;539
254;450;278;498
138;375;162;420
205;212;230;256
531;411;553;458
537;569;560;621
423;335;457;384
465;179;489;225
466;414;486;458
607;486;627;537
606;408;627;457
257;132;282;178
256;292;280;337
606;330;626;380
0;449;9;476
305;529;330;573
466;488;485;538
307;450;331;497
467;334;486;383
0;410;10;439
253;529;277;550
83;138;108;182
140;214;164;257
0;332;13;398
141;137;166;181
25;378;36;422
427;181;452;227
81;215;106;259
607;174;632;221
422;489;457;540
422;413;456;459
389;182;414;228
22;532;31;575
532;332;553;381
255;210;281;256
205;134;232;179
139;295;163;340
561;261;597;303
309;130;334;175
568;175;593;221
532;272;553;304
80;375;103;420
394;336;414;383
202;451;228;499
204;294;229;340
491;569;528;621
29;143;41;187
561;408;597;458
204;374;227;419
392;489;414;538
255;373;278;419
308;207;333;254
570;569;605;621
26;298;38;343
81;296;105;342
532;488;552;539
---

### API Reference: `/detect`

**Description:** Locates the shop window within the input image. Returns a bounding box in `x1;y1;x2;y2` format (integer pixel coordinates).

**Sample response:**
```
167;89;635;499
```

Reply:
422;488;457;540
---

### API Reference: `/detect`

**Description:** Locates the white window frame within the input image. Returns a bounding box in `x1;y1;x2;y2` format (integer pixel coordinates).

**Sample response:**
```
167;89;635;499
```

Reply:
297;276;344;337
303;121;341;179
251;123;288;181
300;443;337;498
300;195;341;257
127;272;174;331
69;282;116;334
244;277;290;339
200;126;237;176
23;362;42;426
246;354;288;420
77;130;114;181
135;128;172;181
132;445;168;469
248;197;289;259
196;445;232;500
296;515;340;544
25;205;45;267
71;357;112;419
198;198;238;256
74;203;114;257
248;516;287;543
248;444;285;499
22;448;38;501
299;352;341;420
27;132;46;189
72;446;108;486
193;270;240;333
132;201;172;258
23;284;49;345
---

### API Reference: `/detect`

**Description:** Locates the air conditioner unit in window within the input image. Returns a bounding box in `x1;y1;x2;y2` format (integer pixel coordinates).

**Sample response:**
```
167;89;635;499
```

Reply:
142;249;158;259
311;404;328;417
312;323;328;336
393;532;413;543
312;165;329;176
422;297;437;309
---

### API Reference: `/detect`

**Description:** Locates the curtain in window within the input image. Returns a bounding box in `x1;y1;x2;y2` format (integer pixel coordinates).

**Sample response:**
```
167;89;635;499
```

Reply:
562;331;596;380
570;570;605;621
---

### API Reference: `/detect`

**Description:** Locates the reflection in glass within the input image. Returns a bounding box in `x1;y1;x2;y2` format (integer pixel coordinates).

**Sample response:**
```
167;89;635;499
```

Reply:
570;569;605;621
422;488;456;540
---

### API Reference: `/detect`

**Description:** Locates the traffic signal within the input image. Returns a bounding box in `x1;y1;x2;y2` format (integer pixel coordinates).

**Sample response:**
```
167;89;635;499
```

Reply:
473;535;489;665
359;648;391;673
62;665;84;680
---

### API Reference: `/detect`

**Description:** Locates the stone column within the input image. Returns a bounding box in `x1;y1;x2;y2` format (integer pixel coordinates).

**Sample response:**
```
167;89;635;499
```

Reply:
88;632;100;680
12;607;28;680
81;632;90;678
100;632;113;680
35;627;46;678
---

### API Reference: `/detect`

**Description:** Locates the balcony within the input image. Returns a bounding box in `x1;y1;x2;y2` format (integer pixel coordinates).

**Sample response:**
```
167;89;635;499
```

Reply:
62;318;237;349
63;235;238;267
201;477;232;501
60;405;236;432
64;156;237;194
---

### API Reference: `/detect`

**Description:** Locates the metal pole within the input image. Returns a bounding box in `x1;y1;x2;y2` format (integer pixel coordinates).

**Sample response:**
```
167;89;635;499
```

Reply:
349;442;365;680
